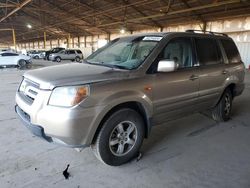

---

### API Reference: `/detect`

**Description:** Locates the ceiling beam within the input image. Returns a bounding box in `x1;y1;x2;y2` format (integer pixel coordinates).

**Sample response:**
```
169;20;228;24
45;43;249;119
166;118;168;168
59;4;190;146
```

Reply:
41;0;99;35
98;0;241;27
0;0;32;23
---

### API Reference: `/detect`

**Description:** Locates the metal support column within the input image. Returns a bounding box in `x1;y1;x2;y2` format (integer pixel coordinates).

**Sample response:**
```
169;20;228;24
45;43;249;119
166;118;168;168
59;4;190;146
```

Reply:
43;31;46;49
12;29;16;50
67;34;71;48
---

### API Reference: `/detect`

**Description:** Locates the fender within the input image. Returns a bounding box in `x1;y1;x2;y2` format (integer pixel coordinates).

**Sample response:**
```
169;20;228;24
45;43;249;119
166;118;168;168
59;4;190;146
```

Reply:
215;74;240;105
83;90;153;145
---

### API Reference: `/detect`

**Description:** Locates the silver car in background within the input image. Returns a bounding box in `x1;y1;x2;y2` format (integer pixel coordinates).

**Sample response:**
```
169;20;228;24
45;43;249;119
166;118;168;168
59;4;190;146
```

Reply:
49;49;83;62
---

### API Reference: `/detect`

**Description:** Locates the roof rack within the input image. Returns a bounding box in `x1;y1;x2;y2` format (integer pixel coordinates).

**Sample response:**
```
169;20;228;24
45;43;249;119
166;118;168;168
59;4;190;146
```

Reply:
185;29;228;37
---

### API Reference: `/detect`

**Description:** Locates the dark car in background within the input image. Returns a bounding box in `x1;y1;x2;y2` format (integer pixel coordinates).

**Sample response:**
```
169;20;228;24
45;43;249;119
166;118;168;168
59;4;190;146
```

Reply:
44;47;65;60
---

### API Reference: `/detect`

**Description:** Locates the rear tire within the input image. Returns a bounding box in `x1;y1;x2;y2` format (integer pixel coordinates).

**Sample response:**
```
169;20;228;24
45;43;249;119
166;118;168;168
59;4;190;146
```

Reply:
212;88;232;122
75;56;80;62
92;108;145;166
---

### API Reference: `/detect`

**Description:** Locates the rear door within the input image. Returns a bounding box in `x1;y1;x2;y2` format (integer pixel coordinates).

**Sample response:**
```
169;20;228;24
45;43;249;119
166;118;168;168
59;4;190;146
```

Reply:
64;50;70;60
68;50;76;60
195;37;228;109
153;37;200;124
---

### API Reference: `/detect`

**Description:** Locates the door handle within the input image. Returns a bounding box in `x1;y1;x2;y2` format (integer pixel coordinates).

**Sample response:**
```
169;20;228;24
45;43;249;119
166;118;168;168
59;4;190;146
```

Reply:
190;75;199;81
222;70;228;75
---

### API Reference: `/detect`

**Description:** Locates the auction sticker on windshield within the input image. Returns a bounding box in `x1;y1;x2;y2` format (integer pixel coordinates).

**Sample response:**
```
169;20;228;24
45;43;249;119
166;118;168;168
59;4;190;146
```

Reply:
142;36;163;41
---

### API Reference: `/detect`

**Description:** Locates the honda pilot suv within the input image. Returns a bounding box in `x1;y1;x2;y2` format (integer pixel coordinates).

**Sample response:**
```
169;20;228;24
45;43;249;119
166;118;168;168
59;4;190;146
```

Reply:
44;47;65;60
49;49;83;62
15;30;245;166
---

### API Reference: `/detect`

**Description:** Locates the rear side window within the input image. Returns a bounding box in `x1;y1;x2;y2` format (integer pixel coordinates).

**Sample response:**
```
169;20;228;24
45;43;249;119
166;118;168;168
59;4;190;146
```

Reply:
69;50;75;54
1;53;19;56
221;39;241;63
76;50;82;54
195;38;221;65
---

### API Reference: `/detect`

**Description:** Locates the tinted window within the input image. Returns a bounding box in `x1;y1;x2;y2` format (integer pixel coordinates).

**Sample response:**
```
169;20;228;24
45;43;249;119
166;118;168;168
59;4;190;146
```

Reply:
159;37;193;68
76;50;82;54
1;52;19;56
70;50;76;54
221;39;241;63
195;38;221;65
52;48;64;53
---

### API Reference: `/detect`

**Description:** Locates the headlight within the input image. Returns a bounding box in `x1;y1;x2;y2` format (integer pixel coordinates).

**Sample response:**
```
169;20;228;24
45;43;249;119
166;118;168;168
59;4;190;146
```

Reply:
48;85;90;107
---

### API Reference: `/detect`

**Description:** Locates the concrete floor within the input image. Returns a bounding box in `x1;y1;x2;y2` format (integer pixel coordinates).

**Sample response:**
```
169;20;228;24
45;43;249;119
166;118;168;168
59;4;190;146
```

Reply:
0;60;250;188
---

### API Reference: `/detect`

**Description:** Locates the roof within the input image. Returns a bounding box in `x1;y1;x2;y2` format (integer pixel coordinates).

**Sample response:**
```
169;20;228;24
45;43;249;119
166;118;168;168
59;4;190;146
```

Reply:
0;0;250;43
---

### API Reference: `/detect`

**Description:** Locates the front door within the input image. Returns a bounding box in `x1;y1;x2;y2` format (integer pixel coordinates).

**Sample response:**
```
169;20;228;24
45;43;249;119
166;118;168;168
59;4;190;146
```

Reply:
153;37;200;125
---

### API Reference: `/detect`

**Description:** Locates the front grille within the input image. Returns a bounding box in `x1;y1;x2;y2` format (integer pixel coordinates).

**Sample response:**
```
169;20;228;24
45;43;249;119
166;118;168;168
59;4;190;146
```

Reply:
19;79;40;104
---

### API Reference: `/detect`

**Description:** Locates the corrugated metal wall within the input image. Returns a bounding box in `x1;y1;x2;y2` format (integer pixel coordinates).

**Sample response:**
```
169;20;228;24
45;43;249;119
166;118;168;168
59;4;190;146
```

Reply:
236;42;250;69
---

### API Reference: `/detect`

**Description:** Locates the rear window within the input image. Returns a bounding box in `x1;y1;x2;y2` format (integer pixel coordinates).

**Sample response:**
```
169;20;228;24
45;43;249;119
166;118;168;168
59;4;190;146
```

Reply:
195;38;221;65
221;39;241;63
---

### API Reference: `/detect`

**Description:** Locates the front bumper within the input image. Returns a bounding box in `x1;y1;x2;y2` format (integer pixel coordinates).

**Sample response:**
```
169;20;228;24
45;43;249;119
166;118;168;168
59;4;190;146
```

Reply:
15;91;104;148
15;105;52;142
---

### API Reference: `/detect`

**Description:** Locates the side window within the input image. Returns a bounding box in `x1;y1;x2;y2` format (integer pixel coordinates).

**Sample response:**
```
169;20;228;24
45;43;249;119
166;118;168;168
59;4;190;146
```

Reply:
195;38;221;65
159;37;193;68
76;50;82;54
1;53;18;56
221;39;241;63
69;50;75;54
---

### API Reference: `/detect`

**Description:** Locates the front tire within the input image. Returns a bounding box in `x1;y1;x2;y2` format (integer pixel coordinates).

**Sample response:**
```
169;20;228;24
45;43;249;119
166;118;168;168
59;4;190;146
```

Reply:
55;56;61;63
18;59;26;67
92;108;145;166
212;88;232;122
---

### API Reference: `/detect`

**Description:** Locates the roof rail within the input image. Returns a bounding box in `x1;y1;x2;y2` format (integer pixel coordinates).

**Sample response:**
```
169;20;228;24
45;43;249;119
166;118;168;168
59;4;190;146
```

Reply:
185;30;228;37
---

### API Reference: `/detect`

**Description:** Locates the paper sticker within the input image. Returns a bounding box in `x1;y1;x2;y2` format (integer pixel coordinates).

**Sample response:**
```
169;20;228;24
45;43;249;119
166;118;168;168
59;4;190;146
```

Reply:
143;36;163;41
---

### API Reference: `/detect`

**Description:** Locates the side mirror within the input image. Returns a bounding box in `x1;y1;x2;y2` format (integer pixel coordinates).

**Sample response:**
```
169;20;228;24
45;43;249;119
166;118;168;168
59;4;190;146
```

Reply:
157;60;178;73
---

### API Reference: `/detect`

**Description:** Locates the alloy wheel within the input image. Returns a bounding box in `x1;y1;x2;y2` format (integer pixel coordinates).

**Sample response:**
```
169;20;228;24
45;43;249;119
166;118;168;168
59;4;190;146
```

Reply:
109;121;137;156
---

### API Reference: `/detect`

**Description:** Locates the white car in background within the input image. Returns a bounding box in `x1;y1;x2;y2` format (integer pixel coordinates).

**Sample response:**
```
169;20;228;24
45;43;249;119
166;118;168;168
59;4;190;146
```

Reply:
28;50;46;59
0;52;32;67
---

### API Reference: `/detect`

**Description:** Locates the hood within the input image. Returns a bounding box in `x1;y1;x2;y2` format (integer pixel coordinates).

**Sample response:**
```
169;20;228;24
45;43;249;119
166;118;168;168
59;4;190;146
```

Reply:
24;63;130;90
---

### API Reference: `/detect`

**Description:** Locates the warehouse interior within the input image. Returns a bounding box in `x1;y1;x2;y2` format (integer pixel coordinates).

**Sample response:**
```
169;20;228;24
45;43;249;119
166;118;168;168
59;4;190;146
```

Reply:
0;0;250;66
1;0;250;187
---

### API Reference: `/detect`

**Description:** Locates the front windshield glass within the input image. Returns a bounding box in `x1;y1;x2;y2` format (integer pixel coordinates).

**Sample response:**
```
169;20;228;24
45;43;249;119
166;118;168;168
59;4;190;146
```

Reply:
86;36;162;70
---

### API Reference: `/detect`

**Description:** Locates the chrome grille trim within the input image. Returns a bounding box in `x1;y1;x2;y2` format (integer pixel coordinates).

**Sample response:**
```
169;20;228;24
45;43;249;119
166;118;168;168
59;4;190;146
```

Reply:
19;79;40;104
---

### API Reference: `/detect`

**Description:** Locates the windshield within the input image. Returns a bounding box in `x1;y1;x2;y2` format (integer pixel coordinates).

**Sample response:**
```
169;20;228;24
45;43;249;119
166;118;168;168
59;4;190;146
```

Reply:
86;36;161;70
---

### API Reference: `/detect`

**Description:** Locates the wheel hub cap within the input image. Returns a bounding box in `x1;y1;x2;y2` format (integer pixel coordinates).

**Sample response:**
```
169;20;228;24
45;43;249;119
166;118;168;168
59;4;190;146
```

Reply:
109;121;137;156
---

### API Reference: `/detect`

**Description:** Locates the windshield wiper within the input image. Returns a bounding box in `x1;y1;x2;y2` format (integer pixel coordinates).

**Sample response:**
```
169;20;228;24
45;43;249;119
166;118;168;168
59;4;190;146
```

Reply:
100;63;128;70
85;61;129;70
